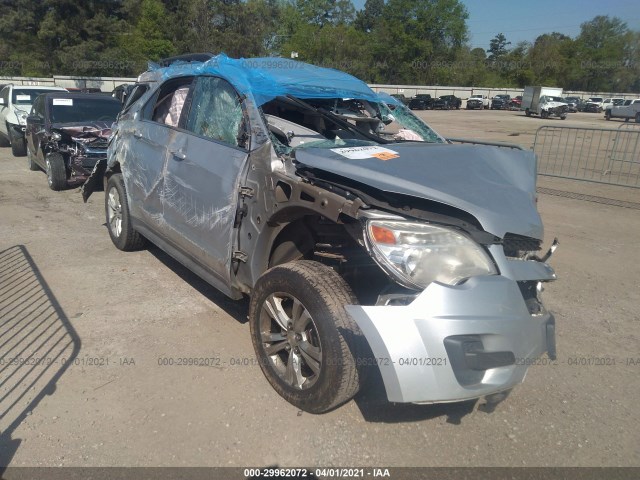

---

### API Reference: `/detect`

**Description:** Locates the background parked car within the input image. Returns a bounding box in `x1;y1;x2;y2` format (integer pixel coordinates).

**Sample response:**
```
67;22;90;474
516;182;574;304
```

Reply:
408;94;433;110
389;93;410;106
466;94;489;110
0;84;67;156
25;92;122;190
509;95;523;109
438;94;461;109
585;97;604;112
491;94;511;110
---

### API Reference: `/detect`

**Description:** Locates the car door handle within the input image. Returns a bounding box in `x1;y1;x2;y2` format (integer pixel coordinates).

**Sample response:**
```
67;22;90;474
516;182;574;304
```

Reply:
133;131;142;139
170;150;186;160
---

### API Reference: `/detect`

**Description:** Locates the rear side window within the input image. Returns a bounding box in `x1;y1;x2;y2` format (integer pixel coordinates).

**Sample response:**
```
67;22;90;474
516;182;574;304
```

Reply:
184;76;247;148
143;77;194;127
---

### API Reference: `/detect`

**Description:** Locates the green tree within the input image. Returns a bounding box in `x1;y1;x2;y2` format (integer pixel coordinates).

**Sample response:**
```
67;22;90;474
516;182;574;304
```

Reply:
122;0;176;65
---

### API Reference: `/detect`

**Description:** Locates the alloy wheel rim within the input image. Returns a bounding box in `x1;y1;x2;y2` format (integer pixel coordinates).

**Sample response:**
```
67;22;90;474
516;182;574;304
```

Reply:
107;187;123;238
259;293;322;390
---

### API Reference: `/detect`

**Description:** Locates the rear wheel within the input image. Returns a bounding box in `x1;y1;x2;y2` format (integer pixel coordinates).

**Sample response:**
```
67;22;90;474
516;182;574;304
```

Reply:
45;153;67;191
635;113;640;124
249;261;366;413
105;173;146;251
525;108;531;117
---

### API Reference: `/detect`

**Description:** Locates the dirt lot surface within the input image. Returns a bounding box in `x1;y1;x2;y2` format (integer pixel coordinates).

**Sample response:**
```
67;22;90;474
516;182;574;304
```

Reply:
1;109;639;469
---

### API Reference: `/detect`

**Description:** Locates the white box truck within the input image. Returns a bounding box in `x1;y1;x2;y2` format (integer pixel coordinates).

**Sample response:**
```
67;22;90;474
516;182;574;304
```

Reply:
522;86;569;120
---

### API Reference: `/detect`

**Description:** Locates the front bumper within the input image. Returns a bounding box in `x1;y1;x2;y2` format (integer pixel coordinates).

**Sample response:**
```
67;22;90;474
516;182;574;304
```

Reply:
346;273;555;404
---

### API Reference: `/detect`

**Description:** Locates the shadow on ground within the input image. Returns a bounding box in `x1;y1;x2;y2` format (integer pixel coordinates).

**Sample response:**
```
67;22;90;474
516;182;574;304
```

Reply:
0;245;80;472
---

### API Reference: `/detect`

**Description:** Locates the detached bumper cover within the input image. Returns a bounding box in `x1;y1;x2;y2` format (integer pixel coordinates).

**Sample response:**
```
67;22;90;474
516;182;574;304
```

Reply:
345;274;555;403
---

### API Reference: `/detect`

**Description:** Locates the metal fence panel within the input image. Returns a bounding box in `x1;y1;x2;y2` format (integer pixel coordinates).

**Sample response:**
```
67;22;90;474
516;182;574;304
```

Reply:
533;125;640;188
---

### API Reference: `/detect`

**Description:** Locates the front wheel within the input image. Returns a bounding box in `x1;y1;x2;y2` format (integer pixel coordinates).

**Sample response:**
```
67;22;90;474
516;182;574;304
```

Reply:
249;261;366;413
525;109;531;117
635;113;640;124
541;110;549;119
45;153;67;191
105;173;146;251
10;130;27;157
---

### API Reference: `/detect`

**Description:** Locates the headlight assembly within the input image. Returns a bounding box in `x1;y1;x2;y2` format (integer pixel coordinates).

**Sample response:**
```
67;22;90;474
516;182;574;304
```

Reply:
366;220;497;289
16;110;28;125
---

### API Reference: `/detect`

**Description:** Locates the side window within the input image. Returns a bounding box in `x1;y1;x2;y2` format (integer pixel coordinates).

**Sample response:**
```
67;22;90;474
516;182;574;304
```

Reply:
121;84;149;114
185;76;247;148
143;77;194;127
32;95;44;117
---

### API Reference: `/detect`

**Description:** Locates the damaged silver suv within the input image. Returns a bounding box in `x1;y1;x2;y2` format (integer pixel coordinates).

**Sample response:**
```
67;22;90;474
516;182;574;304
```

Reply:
83;54;558;413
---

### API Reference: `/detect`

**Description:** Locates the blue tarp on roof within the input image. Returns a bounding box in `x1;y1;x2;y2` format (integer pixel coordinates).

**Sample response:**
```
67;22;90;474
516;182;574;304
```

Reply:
150;53;381;106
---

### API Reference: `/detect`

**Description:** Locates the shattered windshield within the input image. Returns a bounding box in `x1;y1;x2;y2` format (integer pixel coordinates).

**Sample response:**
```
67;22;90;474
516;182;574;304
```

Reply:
262;96;444;155
50;97;122;124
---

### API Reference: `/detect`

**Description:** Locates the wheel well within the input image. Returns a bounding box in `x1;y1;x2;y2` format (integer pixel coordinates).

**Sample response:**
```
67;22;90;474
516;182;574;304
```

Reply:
267;215;390;305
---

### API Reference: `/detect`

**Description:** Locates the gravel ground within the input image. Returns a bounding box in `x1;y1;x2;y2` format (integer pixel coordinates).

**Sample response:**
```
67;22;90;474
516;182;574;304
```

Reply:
0;109;638;469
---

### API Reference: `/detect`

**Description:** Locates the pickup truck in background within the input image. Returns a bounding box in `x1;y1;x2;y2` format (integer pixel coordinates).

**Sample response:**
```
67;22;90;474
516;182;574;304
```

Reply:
606;98;640;122
466;94;489;109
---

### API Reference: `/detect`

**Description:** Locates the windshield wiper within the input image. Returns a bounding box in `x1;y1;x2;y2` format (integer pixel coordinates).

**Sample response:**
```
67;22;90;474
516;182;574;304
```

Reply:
283;95;389;144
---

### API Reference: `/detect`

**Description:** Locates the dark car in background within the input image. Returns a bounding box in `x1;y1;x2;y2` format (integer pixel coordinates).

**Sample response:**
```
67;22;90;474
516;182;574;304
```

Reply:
390;93;410;106
491;94;511;110
563;97;581;113
437;95;461;109
25;92;122;190
408;94;433;110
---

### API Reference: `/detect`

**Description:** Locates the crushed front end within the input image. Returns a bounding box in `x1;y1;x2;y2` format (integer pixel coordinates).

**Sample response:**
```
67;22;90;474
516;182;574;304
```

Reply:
48;124;111;182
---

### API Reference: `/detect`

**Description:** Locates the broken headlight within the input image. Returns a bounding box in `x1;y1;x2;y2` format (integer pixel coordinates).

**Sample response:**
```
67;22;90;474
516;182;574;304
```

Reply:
366;220;497;289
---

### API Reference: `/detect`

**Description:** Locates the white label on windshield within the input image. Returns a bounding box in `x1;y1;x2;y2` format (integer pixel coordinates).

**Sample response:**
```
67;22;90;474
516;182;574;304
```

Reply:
52;98;73;106
331;146;400;161
16;95;31;101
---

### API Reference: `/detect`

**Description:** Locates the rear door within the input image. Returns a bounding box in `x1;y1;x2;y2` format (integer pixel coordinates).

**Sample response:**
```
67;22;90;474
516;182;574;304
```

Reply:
162;75;250;284
121;77;194;228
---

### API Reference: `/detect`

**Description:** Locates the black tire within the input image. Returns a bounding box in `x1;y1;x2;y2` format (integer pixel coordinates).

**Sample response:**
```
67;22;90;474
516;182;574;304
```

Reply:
560;115;567;120
525;109;531;117
9;129;27;156
45;153;67;191
605;110;611;120
541;110;549;119
249;261;366;413
27;146;39;171
636;113;640;124
105;173;146;251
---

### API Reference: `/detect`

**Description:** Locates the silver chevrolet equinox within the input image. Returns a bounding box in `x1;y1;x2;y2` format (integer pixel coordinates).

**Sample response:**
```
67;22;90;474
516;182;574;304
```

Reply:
83;53;558;413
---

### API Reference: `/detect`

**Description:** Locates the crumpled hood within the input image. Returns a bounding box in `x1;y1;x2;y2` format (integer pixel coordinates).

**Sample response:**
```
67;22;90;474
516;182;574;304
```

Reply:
51;122;112;146
295;143;543;239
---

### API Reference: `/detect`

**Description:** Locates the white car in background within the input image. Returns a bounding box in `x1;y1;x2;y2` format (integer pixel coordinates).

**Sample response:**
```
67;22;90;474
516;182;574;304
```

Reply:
0;84;67;156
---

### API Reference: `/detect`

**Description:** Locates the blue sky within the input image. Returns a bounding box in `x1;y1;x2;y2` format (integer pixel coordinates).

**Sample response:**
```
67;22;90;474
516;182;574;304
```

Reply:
352;0;640;50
